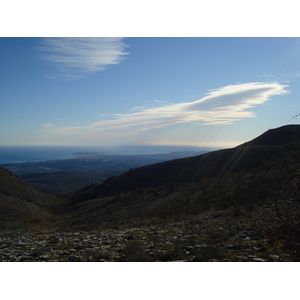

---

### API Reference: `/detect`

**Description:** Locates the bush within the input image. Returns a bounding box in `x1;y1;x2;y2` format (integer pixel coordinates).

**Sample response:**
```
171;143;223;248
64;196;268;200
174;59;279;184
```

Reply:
192;245;225;262
119;240;153;262
255;218;300;261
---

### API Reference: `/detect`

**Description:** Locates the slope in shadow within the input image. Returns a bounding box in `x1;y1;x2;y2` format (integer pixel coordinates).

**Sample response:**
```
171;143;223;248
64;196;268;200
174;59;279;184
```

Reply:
0;167;68;228
71;124;300;202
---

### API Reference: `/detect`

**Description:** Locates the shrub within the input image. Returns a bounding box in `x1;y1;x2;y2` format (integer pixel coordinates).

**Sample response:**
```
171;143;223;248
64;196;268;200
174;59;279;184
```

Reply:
119;240;153;262
192;245;225;262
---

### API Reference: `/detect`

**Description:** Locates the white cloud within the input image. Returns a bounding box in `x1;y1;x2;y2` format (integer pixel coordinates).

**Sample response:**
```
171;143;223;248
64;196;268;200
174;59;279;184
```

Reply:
130;106;148;111
36;37;128;79
154;100;175;105
257;74;276;78
39;82;289;144
41;123;56;129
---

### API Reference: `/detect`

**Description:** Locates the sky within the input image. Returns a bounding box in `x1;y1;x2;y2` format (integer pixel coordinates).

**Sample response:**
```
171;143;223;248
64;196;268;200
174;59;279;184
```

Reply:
1;36;300;149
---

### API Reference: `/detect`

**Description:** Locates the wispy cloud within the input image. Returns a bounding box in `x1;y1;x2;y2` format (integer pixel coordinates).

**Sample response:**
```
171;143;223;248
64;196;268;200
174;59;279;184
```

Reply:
39;82;289;144
41;123;56;129
257;74;276;78
130;106;148;112
36;37;128;79
154;100;175;105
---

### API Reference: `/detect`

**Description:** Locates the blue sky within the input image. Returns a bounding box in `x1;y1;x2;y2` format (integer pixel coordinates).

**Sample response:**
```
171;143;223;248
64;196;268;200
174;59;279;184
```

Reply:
1;37;299;148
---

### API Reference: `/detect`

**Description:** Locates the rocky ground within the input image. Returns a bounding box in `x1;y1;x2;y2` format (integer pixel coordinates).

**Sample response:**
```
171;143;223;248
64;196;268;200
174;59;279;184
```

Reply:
0;210;286;262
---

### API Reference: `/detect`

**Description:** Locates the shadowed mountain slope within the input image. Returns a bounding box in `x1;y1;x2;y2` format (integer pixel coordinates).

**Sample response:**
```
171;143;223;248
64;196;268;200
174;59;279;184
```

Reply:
0;167;67;228
71;125;300;202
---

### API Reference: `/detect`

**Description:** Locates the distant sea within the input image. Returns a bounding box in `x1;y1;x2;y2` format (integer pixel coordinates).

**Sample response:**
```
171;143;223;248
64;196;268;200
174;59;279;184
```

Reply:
0;146;100;164
0;145;215;165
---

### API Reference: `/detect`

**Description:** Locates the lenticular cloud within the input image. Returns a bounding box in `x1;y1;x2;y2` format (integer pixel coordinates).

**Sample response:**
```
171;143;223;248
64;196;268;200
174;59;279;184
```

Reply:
182;82;289;124
40;82;289;144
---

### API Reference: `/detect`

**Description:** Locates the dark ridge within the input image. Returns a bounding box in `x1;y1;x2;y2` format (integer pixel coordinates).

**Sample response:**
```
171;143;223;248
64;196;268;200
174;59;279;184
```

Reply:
245;124;300;146
71;125;300;201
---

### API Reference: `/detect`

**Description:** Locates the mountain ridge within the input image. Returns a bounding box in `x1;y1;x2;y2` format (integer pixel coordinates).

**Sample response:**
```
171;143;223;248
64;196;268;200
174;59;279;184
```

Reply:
71;124;300;202
245;124;300;146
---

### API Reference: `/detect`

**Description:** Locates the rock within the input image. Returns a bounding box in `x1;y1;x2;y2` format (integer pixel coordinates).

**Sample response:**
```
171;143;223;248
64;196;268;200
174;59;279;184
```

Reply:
18;256;32;262
224;244;241;250
39;255;49;260
68;255;81;262
184;246;195;251
258;246;267;252
270;254;280;260
75;245;85;250
252;257;266;262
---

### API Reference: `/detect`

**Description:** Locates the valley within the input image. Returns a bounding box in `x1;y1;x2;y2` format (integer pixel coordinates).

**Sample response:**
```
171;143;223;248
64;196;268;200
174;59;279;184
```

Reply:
0;150;209;194
1;125;300;261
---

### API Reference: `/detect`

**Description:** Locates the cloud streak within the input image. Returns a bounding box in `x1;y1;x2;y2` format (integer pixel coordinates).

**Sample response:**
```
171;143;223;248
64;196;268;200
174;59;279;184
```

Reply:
37;37;128;79
39;82;289;144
